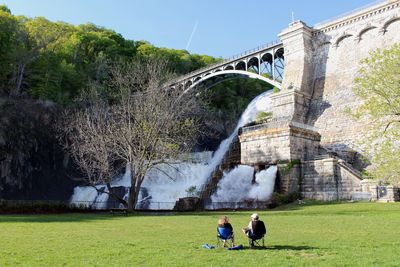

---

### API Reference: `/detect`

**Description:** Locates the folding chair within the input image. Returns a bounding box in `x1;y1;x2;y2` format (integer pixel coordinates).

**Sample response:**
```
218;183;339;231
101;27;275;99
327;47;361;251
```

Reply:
248;234;265;248
217;227;234;248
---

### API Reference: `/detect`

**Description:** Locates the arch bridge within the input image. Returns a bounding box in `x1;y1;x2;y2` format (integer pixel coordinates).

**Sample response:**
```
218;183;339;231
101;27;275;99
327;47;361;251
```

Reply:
171;40;284;90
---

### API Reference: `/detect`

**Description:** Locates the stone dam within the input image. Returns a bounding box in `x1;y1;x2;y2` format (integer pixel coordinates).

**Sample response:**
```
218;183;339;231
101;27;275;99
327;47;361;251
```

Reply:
223;0;400;202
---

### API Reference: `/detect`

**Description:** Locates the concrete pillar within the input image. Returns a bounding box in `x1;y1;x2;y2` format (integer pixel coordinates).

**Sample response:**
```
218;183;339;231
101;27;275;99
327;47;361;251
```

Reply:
278;21;314;95
369;185;378;201
386;186;395;202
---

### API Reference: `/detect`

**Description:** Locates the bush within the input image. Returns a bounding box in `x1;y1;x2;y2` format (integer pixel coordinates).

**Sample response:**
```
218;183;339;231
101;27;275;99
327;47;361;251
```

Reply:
269;192;300;208
0;199;93;214
255;111;273;123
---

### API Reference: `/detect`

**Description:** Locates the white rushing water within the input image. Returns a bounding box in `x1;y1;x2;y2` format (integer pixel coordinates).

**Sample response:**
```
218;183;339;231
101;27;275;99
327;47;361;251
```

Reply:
210;165;277;203
70;90;276;209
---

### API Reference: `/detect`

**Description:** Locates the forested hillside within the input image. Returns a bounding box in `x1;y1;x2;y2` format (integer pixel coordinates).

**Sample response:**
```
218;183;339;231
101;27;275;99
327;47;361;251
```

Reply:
0;5;220;103
0;5;272;200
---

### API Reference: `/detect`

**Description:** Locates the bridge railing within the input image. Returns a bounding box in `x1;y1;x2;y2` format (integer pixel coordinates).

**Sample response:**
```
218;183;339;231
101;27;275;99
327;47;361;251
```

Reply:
172;39;282;84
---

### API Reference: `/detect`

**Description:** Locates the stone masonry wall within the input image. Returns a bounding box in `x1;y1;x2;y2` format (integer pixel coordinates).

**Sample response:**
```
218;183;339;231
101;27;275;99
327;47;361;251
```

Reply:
238;1;399;201
307;1;400;159
240;123;320;164
302;158;362;200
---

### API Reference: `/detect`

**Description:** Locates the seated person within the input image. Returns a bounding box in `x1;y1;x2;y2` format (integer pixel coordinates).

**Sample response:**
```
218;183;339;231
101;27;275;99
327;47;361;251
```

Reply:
217;216;235;247
242;213;266;244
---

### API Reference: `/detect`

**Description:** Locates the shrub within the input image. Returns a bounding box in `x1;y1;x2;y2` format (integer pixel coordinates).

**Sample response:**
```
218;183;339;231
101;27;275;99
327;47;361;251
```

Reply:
255;111;273;123
269;192;300;208
0;199;93;214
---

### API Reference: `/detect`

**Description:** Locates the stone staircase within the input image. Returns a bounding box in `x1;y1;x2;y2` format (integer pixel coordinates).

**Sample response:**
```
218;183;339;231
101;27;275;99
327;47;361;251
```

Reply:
301;146;363;200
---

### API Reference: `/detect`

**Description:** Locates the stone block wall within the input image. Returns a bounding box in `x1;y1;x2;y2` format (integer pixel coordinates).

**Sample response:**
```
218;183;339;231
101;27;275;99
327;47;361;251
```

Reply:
306;1;400;159
236;1;399;201
302;159;339;200
276;1;400;165
269;90;311;123
277;163;301;194
239;122;320;165
302;158;363;200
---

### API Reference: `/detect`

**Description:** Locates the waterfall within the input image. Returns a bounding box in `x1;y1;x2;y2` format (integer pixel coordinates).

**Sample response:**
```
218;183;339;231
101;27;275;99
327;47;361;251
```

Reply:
70;90;276;209
209;165;277;206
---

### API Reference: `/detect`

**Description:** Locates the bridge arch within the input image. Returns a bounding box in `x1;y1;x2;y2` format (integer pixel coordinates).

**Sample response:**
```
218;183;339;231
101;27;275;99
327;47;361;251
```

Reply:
247;57;259;73
185;80;193;88
261;52;273;63
273;48;285;81
275;47;284;59
169;41;284;91
224;65;234;70
186;70;281;91
259;53;273;78
235;61;246;71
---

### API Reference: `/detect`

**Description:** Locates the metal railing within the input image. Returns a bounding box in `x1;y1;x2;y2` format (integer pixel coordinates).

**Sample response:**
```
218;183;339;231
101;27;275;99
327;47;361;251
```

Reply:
172;39;282;84
1;199;273;211
204;201;271;210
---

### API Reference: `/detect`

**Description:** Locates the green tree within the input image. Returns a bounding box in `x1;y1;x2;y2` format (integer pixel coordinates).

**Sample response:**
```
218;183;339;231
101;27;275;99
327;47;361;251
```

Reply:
351;44;400;185
0;6;19;94
1;7;220;103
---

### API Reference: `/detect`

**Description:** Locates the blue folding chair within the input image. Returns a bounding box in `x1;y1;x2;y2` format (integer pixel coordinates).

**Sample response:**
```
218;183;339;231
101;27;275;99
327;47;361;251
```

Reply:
217;227;234;248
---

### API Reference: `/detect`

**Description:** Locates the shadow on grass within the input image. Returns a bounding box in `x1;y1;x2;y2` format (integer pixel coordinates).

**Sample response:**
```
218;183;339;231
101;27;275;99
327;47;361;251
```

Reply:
239;245;316;251
266;245;316;250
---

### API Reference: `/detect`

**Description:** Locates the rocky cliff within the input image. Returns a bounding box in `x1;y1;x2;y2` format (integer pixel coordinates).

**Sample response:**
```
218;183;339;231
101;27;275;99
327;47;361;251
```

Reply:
0;97;79;200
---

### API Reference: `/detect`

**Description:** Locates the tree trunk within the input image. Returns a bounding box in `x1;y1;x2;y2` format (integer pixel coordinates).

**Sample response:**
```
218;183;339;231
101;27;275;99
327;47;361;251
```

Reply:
127;186;137;212
127;173;143;212
16;63;26;95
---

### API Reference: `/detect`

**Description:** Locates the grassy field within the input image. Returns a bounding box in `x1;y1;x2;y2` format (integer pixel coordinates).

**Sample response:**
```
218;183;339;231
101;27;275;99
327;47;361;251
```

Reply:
0;202;399;266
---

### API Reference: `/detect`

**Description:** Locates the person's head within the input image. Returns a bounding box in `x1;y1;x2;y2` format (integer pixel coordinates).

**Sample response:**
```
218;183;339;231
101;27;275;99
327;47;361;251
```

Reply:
251;213;259;221
218;215;229;225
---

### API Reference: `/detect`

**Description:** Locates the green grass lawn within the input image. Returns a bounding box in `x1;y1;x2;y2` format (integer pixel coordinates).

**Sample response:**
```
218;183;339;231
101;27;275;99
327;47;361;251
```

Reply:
0;202;399;266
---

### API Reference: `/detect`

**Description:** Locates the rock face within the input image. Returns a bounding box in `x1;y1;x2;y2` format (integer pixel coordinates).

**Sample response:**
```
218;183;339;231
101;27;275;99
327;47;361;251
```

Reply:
174;197;203;211
0;98;79;200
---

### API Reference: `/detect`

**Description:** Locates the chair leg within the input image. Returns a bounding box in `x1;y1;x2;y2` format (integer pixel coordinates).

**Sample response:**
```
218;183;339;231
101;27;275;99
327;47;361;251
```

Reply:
249;239;254;247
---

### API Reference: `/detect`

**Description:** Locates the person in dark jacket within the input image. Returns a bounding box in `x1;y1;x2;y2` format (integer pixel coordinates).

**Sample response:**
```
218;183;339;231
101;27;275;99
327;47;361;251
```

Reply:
242;213;266;245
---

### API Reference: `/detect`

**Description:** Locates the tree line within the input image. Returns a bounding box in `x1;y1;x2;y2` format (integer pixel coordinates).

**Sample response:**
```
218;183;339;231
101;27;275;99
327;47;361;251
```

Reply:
0;5;220;104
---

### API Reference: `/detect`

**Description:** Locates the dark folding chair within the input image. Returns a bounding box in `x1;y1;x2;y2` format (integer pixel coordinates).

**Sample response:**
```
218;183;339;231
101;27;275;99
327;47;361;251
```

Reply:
217;227;234;248
248;233;265;248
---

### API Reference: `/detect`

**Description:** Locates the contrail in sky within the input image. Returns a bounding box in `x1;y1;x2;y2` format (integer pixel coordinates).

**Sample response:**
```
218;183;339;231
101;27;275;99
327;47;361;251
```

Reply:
186;20;198;51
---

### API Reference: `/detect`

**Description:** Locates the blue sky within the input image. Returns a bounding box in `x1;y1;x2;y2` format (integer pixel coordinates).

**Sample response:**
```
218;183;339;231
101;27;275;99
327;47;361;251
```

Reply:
1;0;378;58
